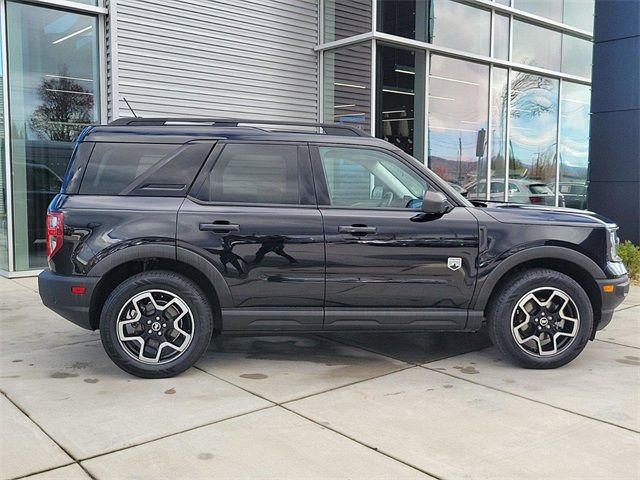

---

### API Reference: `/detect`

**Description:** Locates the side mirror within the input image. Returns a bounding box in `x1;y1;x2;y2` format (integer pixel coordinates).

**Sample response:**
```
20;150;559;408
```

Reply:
422;191;453;214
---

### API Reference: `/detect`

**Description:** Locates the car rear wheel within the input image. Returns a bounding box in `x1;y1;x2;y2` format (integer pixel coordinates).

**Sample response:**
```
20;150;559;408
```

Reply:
488;268;593;368
100;270;213;378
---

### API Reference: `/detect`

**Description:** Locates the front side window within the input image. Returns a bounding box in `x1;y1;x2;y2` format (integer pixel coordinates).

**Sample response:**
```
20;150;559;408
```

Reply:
318;146;428;209
198;144;302;205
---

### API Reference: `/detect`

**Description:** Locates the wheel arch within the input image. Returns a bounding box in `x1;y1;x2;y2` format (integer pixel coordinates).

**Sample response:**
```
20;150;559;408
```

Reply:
474;246;605;334
88;245;232;330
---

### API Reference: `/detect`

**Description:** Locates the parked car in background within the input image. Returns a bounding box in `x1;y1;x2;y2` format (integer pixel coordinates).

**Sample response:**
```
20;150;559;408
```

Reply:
448;182;468;197
465;178;564;206
558;182;588;209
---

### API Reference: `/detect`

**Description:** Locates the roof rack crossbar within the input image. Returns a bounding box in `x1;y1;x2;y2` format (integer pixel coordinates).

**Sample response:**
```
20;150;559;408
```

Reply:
108;117;367;137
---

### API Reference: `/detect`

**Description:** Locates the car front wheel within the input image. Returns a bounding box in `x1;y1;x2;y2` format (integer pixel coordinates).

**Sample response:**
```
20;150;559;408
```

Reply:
488;268;593;369
100;270;214;378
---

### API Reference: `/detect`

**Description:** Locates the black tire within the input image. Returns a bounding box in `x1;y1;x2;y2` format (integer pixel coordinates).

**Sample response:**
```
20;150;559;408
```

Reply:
100;270;214;378
487;268;593;369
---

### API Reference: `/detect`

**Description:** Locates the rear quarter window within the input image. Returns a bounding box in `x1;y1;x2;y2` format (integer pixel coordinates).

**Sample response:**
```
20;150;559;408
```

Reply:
79;142;213;196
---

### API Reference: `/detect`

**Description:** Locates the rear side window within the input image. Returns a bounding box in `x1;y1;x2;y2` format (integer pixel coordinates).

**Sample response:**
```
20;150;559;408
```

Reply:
529;184;553;194
196;144;303;205
80;142;213;196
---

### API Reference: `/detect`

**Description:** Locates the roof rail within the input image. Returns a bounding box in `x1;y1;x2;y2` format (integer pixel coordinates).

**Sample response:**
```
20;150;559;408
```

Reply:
108;117;368;137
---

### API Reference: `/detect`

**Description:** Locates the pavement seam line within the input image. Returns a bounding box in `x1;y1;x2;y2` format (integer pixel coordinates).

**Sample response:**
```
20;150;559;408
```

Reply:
194;362;416;407
419;365;640;434
279;404;441;480
1;391;96;480
191;365;438;479
594;338;640;349
6;279;38;295
77;404;277;464
615;303;640;312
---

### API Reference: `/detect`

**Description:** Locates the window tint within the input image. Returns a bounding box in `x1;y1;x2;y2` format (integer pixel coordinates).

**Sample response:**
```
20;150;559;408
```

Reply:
198;144;301;205
491;182;505;193
529;184;553;194
318;146;427;209
80;143;178;195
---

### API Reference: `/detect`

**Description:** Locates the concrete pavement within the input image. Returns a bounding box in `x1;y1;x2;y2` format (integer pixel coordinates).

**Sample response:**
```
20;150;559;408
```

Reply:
1;275;638;479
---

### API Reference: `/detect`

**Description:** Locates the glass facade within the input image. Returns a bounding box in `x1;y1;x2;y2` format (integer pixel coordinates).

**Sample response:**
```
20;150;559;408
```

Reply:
322;0;593;207
1;1;101;272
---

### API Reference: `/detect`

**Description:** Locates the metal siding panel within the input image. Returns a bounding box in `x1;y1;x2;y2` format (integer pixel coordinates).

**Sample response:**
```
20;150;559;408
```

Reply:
109;0;319;121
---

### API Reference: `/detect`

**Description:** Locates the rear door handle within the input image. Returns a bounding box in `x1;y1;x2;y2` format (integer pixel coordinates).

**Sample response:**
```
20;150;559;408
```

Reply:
339;225;377;235
199;221;240;233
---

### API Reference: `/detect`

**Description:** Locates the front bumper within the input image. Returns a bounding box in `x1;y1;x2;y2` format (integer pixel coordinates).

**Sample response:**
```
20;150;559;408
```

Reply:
595;274;630;331
38;269;99;330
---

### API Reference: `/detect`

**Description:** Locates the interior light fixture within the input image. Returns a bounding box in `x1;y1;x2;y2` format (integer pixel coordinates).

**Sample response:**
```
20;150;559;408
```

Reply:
430;126;478;133
334;82;366;89
46;88;94;96
334;104;356;109
395;68;416;75
429;95;455;101
383;88;415;96
53;25;92;45
429;74;478;86
45;74;93;82
382;110;407;115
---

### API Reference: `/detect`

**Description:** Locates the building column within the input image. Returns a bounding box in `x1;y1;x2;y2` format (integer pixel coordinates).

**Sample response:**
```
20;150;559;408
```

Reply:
588;0;640;243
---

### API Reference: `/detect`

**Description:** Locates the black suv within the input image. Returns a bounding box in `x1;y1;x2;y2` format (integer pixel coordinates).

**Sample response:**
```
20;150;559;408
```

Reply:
39;118;630;378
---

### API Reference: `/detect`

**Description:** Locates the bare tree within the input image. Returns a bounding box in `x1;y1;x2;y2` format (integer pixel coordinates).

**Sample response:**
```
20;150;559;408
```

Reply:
30;70;94;142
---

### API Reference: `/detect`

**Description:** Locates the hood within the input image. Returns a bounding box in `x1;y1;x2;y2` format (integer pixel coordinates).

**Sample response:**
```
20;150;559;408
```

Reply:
480;204;616;228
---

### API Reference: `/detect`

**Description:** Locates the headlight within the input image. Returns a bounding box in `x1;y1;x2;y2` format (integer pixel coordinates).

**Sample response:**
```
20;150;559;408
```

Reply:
607;227;622;262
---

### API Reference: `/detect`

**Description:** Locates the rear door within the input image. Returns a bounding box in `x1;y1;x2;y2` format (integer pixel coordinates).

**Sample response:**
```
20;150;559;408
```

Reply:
177;141;325;331
311;144;479;330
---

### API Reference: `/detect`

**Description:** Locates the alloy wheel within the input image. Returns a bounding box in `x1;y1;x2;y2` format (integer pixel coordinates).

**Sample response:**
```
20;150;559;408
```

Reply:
116;289;195;364
510;287;580;357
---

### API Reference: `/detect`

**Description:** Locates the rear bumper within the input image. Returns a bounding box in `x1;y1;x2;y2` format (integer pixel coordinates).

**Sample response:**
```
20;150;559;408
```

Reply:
596;274;630;331
38;269;99;330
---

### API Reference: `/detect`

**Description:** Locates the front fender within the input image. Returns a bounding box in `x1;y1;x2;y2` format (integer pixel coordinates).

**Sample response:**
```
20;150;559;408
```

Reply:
471;245;606;311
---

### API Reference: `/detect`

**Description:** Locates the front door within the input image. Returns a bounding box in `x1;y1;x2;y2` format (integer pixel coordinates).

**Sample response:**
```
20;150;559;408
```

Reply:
178;142;325;331
311;145;478;330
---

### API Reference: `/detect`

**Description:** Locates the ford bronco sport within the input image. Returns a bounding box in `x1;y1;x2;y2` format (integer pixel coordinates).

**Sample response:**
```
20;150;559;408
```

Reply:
38;118;630;378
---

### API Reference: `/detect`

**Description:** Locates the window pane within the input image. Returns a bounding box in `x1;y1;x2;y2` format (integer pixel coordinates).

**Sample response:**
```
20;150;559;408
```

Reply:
513;0;562;23
7;2;100;270
323;44;372;133
562;34;592;78
377;0;428;41
318;146;427;209
488;67;508;202
323;0;371;42
512;20;561;71
563;0;594;32
559;82;590;209
508;71;559;205
428;55;489;193
430;0;491;56
200;144;301;205
377;45;426;160
493;13;510;61
81;144;178;195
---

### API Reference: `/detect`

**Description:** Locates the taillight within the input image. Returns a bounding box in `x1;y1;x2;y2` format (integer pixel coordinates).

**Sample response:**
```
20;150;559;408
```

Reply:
529;196;545;205
46;211;64;260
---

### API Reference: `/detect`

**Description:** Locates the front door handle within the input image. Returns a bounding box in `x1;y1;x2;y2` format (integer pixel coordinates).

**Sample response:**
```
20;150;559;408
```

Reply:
339;225;377;235
199;221;240;233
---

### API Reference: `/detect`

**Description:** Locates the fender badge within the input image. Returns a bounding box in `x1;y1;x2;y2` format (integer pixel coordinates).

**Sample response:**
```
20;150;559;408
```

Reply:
447;257;462;271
